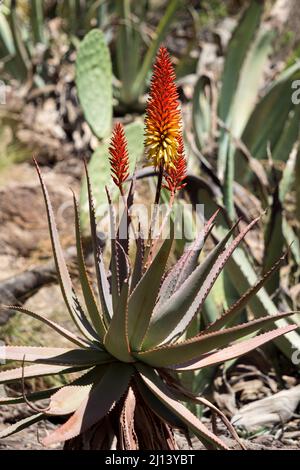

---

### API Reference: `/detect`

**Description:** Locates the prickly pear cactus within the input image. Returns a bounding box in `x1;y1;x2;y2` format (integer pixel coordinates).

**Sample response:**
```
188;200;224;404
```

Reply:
76;29;112;139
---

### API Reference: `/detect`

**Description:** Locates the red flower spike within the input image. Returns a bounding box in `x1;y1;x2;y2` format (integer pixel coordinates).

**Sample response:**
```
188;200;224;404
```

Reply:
109;123;129;191
145;46;182;169
163;134;187;194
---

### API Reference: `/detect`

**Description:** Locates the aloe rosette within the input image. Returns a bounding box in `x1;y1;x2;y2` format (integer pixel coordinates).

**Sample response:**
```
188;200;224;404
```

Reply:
0;47;297;450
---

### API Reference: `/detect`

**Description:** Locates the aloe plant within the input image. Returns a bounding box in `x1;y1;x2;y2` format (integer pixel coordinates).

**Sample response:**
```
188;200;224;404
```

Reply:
0;46;297;450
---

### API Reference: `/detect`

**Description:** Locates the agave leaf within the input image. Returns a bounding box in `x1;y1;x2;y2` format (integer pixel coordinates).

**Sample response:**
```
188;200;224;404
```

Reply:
204;253;288;333
42;363;133;446
35;162;98;343
104;280;132;362
156;209;220;307
235;63;300;164
136;364;229;450
218;0;264;179
128;219;174;351
0;346;111;366
229;27;274;140
0;364;87;385
0;413;44;439
136;311;295;368
192;75;215;151
144;218;257;349
173;324;297;371
73;193;106;339
84;162;113;325
1;305;90;349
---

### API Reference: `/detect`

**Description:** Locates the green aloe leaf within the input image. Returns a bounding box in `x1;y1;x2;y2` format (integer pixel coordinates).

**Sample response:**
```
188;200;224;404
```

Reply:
0;413;45;439
128;220;174;351
84;163;113;326
136;364;229;450
104;280;132;362
224;244;300;362
173;324;297;371
144;219;257;349
204;253;287;333
136;311;295;368
0;364;87;385
73;193;106;339
76;29;112;139
42;363;133;446
1;305;90;348
35;163;99;344
0;346;110;366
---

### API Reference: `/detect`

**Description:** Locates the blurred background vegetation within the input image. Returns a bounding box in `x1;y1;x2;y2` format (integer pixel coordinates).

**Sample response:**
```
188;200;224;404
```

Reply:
0;0;300;428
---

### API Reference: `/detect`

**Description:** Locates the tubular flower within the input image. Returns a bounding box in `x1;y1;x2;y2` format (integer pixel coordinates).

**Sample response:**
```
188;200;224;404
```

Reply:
109;123;129;191
163;135;187;194
145;46;182;169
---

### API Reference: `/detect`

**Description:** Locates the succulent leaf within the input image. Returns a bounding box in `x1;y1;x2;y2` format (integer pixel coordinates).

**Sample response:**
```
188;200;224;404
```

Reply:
35;161;99;344
172;324;297;371
136;364;229;450
42;363;133;446
73;193;106;339
136;312;296;368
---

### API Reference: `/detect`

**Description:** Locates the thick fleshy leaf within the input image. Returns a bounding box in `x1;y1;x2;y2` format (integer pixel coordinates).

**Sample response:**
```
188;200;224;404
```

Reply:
156;209;220;307
0;364;87;384
0;387;60;405
143;219;245;349
173;324;297;371
136;364;229;450
0;413;44;439
136;311;296;368
1;305;90;348
128;220;174;351
0;346;111;366
204;253;288;333
42;363;133;446
106;187;123;307
135;377;186;430
130;226;145;293
47;366;108;416
218;0;264;180
35;162;98;343
104;280;132;362
84;162;112;325
73;194;106;339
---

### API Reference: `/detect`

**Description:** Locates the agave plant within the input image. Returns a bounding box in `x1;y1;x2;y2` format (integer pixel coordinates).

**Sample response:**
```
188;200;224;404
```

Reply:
0;47;297;450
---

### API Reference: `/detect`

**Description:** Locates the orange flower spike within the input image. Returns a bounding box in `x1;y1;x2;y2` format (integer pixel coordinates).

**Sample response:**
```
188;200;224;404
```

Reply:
163;135;187;194
145;46;182;169
109;123;129;192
